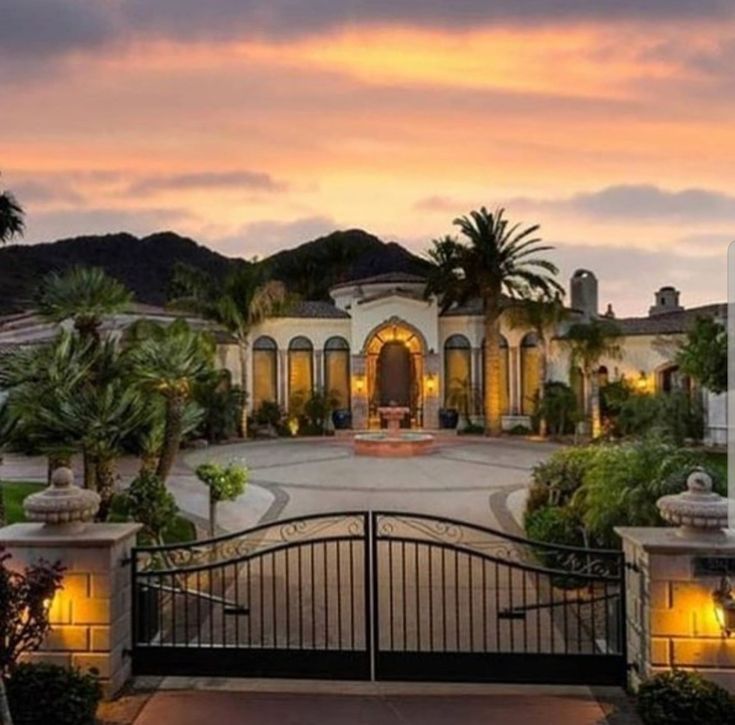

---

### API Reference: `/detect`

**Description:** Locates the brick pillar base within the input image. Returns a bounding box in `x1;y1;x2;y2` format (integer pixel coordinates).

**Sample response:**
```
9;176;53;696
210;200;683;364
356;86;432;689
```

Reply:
0;522;141;698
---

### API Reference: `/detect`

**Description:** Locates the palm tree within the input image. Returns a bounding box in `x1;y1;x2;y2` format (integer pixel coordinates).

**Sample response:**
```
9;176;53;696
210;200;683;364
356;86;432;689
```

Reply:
128;319;214;482
170;264;287;436
564;319;622;437
37;267;132;340
506;294;568;436
425;208;563;435
0;183;24;245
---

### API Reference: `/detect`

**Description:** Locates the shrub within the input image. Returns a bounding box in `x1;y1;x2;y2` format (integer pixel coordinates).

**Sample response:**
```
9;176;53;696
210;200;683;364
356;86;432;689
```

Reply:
636;670;735;725
194;376;243;442
117;471;178;546
196;460;249;537
0;551;65;674
254;400;283;427
6;662;102;725
508;424;532;436
616;391;704;444
524;505;586;572
535;381;580;436
529;446;597;512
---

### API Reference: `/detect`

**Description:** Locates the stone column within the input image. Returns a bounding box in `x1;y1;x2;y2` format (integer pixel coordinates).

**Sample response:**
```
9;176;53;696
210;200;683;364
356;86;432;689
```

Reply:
278;349;288;408
0;522;142;698
351;353;368;429
315;350;324;391
423;351;440;429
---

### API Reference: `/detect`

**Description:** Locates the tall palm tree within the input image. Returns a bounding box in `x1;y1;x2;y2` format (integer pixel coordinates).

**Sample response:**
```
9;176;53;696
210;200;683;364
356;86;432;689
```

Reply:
128;319;214;482
170;263;287;436
506;294;568;436
564;319;622;437
425;208;563;435
37;267;132;340
0;183;24;245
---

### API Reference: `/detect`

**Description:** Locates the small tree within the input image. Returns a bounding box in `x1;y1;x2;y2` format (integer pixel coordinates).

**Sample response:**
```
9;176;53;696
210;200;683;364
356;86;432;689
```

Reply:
120;471;178;546
676;316;727;394
195;461;248;537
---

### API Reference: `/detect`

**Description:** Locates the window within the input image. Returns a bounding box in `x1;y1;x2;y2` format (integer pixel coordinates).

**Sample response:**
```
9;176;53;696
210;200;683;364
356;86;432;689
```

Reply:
444;335;471;409
520;332;540;416
252;336;278;409
324;336;350;409
288;336;314;412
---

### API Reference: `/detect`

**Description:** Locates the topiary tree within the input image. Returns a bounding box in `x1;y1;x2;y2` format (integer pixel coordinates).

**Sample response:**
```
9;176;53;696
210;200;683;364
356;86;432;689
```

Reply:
119;471;178;546
195;461;248;537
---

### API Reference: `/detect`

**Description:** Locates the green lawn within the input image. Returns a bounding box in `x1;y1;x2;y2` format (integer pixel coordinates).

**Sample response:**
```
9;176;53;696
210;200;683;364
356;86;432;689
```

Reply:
1;481;45;524
1;479;196;544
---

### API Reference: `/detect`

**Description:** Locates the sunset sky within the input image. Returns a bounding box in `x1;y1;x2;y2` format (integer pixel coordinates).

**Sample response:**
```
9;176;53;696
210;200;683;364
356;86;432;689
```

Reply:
2;1;734;316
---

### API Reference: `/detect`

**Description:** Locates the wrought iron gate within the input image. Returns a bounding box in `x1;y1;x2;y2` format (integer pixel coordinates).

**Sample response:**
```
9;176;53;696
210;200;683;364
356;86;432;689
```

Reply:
131;511;625;685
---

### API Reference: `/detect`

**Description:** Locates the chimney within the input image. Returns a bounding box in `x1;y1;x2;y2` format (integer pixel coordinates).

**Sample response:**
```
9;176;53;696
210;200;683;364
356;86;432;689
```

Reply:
649;286;683;317
570;269;598;320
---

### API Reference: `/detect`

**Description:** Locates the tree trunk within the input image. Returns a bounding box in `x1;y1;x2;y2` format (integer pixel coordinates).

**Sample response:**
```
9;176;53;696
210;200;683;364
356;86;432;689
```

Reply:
0;678;13;725
589;370;601;438
83;449;98;491
156;396;184;483
538;337;548;438
95;457;116;521
483;305;503;436
238;340;249;438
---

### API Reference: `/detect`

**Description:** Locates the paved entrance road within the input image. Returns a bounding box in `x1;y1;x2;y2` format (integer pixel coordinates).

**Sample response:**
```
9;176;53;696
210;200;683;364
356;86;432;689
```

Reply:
133;689;617;725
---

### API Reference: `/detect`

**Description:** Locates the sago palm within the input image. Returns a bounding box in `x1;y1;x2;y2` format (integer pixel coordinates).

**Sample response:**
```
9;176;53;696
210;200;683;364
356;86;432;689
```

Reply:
506;294;568;436
170;263;288;435
128;319;214;482
425;207;563;435
564;319;622;437
37;266;132;340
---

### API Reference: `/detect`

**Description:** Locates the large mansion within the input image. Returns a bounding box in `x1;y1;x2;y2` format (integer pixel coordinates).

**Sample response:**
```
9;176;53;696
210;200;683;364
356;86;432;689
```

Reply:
0;269;726;443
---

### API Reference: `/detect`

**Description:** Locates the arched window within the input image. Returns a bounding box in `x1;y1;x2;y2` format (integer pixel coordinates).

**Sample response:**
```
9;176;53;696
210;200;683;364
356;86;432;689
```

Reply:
482;336;510;416
520;332;540;416
288;336;314;412
324;336;350;409
252;336;278;409
444;335;471;409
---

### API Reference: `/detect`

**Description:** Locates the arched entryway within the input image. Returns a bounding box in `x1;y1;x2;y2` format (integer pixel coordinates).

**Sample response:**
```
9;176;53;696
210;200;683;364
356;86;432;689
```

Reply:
363;318;427;428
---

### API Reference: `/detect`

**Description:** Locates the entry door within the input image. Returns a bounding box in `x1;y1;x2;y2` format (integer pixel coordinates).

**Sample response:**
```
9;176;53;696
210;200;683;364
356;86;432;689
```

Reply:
378;341;411;407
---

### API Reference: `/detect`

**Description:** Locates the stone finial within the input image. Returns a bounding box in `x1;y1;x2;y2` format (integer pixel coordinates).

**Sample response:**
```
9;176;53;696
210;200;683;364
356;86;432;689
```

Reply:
657;467;728;537
23;467;100;532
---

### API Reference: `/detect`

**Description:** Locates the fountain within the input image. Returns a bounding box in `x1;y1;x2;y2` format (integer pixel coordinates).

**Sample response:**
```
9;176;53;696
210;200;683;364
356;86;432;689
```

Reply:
353;403;435;457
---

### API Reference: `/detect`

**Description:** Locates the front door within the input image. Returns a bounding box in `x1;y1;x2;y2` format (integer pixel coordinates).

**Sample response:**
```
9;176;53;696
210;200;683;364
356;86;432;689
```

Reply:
377;341;411;407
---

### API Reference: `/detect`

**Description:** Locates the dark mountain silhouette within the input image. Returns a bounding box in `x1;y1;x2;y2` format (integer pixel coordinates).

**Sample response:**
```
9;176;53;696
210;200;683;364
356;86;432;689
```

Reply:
0;229;429;313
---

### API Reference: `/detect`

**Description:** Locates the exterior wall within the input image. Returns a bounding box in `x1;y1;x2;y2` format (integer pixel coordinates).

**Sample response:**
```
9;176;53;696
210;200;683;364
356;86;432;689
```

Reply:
0;523;141;698
617;527;735;693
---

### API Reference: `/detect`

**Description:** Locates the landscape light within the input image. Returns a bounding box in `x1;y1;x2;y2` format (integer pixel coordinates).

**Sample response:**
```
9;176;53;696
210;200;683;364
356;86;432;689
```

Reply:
712;577;735;637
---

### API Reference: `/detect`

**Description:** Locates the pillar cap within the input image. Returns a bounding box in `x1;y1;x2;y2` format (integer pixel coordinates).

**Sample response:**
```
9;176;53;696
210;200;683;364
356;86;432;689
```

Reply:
657;468;728;536
23;467;100;533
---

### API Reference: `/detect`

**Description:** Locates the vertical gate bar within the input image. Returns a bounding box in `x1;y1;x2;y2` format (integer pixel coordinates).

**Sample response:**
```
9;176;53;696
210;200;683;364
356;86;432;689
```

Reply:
428;545;434;652
196;571;202;647
549;573;555;654
402;541;407;652
590;581;597;653
246;560;252;646
368;512;377;681
130;551;138;650
349;539;355;650
619;555;627;664
323;542;329;650
311;542;316;649
336;540;343;650
508;566;514;652
159;573;165;646
603;579;609;653
260;557;265;648
184;569;189;647
286;547;291;648
414;542;420;652
482;559;487;651
521;570;527;653
221;563;226;647
441;548;447;650
468;553;474;652
234;562;240;647
388;536;394;650
171;573;177;647
494;560;499;651
576;583;582;653
454;549;460;651
298;545;303;649
563;578;569;654
535;571;541;653
272;552;278;648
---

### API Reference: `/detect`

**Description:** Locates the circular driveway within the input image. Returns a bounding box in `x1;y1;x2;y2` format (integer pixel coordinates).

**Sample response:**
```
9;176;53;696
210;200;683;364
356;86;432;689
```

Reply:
181;437;560;534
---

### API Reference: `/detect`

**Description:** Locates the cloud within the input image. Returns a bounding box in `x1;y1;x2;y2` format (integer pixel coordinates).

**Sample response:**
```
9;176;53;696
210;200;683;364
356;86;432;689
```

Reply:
125;170;287;196
9;180;85;206
210;215;336;257
22;207;194;244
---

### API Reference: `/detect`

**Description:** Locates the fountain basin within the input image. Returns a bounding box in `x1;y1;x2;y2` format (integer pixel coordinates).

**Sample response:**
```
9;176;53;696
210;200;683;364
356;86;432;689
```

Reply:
354;431;435;457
